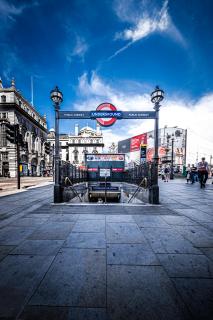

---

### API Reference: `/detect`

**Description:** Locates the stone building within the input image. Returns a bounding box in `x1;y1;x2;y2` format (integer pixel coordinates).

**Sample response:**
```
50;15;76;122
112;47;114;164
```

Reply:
0;78;48;177
46;123;104;171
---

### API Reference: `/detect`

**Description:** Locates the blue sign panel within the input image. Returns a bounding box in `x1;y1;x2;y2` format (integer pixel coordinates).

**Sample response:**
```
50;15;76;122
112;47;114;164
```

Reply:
59;110;156;120
59;111;90;119
90;111;123;119
122;111;156;119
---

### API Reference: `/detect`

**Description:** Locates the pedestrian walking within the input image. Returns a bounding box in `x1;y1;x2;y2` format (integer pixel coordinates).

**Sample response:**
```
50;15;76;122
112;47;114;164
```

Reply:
186;164;191;184
164;165;170;182
197;157;209;188
190;164;198;184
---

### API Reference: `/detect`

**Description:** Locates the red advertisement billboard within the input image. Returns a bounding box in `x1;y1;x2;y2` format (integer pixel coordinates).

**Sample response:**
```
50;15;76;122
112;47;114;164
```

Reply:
130;133;147;152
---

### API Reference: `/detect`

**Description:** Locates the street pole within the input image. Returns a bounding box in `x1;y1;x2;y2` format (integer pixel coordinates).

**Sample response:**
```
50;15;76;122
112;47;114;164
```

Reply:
54;103;61;202
50;86;63;203
170;137;174;180
150;86;164;205
16;139;20;189
15;125;20;189
152;101;160;204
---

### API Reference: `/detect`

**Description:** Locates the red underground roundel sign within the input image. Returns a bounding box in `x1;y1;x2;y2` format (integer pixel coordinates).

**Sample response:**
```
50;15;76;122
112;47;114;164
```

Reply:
96;103;117;127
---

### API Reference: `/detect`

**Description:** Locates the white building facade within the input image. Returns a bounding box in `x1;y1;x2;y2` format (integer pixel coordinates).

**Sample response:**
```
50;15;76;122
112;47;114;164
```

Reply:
47;124;104;170
0;78;48;177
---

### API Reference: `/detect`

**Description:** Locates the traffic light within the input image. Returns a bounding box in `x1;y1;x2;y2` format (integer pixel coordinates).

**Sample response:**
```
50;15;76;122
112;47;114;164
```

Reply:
5;123;16;144
45;142;50;154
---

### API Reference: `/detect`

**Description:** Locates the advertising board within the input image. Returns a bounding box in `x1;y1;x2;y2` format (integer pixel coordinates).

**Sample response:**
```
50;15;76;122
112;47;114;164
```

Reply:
86;154;125;162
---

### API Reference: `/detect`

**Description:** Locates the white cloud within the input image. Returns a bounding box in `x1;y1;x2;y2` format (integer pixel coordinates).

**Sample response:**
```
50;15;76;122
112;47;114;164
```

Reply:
111;0;186;59
0;0;39;21
75;72;213;163
66;36;88;63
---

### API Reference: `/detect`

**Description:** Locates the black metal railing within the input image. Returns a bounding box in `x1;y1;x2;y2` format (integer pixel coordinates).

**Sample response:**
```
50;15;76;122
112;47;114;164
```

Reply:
124;162;155;188
60;161;88;187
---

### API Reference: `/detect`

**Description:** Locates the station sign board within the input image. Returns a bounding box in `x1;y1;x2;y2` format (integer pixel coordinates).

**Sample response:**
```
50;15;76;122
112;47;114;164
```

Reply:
99;169;111;177
59;104;156;127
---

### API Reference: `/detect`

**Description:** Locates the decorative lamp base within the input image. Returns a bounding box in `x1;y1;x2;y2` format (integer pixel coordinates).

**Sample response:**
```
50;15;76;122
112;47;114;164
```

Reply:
149;185;159;204
54;185;63;203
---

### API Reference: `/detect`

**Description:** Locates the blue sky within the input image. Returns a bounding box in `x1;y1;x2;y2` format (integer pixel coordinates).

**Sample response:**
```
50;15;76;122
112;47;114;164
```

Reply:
1;0;213;161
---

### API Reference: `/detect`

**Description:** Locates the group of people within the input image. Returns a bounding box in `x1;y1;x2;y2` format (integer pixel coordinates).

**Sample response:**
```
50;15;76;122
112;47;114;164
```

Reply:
186;157;212;188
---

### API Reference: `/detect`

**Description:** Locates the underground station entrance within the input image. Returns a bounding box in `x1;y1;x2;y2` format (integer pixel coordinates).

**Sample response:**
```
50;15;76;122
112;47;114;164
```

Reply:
51;86;164;205
60;154;155;206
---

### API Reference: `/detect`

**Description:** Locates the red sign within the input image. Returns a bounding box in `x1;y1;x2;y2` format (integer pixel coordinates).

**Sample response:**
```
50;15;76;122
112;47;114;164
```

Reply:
88;168;98;172
130;133;147;152
96;103;117;127
112;168;124;172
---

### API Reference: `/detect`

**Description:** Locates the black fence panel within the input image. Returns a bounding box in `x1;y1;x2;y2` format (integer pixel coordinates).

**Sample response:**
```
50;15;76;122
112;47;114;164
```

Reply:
124;162;155;188
60;161;88;186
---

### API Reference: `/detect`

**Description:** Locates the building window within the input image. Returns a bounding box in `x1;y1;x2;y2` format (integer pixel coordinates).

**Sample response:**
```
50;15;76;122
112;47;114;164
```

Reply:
73;148;79;163
1;95;6;103
0;124;7;147
2;152;8;160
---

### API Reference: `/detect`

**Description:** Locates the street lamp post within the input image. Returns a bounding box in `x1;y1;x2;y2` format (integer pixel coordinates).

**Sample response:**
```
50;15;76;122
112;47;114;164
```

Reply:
170;134;174;180
50;86;63;203
150;86;164;204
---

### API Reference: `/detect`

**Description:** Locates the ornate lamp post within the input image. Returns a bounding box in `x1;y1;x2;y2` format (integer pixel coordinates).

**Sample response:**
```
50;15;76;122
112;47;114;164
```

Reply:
50;86;63;203
150;86;164;204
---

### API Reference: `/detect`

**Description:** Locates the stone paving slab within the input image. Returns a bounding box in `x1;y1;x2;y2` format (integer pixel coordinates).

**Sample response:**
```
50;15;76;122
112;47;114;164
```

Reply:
0;226;36;245
161;215;199;226
0;254;54;318
172;278;213;320
134;215;170;227
106;214;134;223
173;225;213;247
200;223;213;232
49;214;79;222
200;248;213;261
10;217;49;227
28;222;75;240
11;239;64;255
107;243;160;265
0;245;15;262
18;306;108;320
173;208;213;223
72;220;105;233
107;265;191;320
106;222;146;243
29;248;106;307
142;227;202;254
157;253;213;278
78;214;105;220
64;232;106;249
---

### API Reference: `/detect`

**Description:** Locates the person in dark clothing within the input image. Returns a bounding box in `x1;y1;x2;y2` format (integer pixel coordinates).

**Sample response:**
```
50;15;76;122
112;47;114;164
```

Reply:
197;157;209;188
190;164;198;184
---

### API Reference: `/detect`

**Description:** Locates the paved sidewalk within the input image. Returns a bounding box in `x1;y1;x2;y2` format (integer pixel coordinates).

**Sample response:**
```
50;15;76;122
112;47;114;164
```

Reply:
0;176;53;197
0;180;213;319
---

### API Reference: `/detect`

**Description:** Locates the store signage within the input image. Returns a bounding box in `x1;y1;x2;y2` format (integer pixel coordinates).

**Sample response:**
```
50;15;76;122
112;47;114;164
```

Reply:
86;154;125;162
